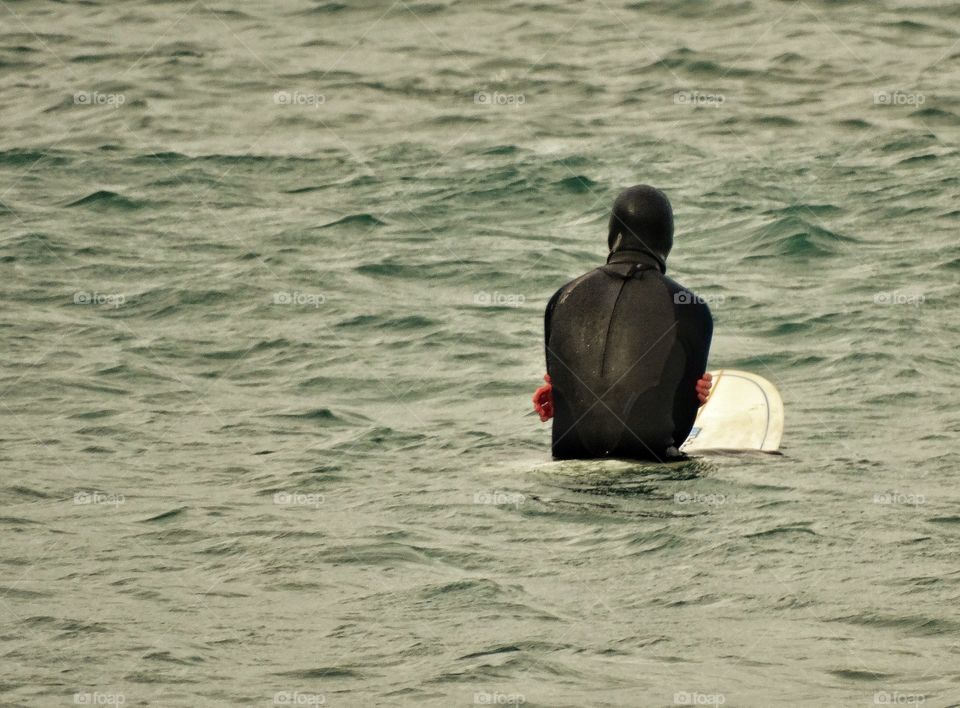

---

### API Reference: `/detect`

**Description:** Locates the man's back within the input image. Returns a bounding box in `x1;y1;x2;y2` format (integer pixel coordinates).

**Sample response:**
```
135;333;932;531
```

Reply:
545;250;712;460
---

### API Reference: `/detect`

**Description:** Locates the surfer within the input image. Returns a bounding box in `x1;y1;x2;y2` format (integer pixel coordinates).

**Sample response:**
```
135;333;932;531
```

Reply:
532;185;713;461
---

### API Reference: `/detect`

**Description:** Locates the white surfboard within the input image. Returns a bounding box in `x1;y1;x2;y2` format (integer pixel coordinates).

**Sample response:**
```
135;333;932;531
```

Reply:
680;369;784;453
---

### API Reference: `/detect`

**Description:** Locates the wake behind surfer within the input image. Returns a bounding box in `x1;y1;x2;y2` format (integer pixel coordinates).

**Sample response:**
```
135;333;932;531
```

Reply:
533;185;713;461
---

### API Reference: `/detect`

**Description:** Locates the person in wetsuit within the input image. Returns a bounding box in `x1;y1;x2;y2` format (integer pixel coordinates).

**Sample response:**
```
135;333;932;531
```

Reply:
532;185;713;461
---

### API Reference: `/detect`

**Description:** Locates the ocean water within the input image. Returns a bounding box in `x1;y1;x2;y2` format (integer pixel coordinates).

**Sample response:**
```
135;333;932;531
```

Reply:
1;1;959;706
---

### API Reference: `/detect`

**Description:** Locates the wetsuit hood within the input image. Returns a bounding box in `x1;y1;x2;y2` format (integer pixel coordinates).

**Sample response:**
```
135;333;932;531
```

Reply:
607;185;674;273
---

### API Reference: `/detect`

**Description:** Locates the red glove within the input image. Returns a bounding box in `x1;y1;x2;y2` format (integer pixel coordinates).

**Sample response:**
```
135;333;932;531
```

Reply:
696;372;713;406
532;373;553;422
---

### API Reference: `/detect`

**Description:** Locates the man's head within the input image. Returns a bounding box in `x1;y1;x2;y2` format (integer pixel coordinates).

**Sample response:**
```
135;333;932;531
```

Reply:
607;185;674;270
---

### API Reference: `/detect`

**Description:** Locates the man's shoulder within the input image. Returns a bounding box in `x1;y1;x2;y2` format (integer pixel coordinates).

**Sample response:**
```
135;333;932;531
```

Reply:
551;267;606;301
658;272;692;295
659;274;714;320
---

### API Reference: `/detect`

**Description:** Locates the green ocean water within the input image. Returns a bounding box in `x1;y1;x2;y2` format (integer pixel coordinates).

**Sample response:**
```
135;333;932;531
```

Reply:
1;1;959;706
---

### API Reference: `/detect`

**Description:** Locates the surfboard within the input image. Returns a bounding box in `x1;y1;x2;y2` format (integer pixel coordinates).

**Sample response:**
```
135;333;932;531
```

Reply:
680;369;784;453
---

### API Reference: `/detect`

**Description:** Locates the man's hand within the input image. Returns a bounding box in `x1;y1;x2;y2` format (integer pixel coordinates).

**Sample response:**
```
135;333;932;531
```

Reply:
696;372;713;406
532;373;554;422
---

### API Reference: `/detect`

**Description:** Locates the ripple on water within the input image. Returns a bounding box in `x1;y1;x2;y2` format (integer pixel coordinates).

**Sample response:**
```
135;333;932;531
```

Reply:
740;215;856;259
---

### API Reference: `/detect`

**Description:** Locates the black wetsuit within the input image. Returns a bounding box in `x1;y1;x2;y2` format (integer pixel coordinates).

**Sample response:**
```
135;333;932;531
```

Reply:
544;249;713;461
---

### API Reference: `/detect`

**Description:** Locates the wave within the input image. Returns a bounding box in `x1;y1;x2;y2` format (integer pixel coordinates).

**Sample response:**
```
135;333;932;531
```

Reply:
0;231;68;262
829;610;958;635
134;287;248;318
319;213;385;229
127;151;191;163
65;190;152;210
0;148;71;166
897;153;941;165
744;524;818;538
884;20;936;32
480;144;522;155
336;313;440;330
762;203;842;218
353;259;483;280
652;47;764;78
273;666;364;679
910;107;960;125
330;426;429;451
880;132;938;153
293;2;352;14
140;507;188;523
837;118;871;129
626;0;754;19
555;175;599;193
751;114;801;127
741;215;856;259
771;52;807;65
827;669;895;681
270;407;367;425
761;312;844;337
